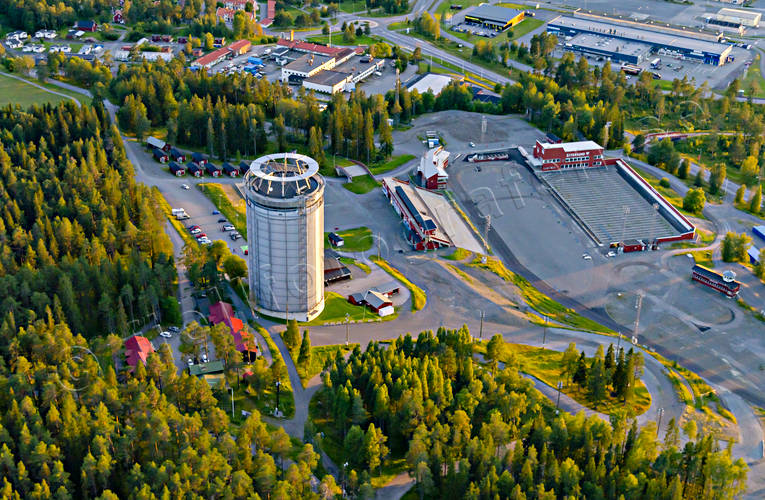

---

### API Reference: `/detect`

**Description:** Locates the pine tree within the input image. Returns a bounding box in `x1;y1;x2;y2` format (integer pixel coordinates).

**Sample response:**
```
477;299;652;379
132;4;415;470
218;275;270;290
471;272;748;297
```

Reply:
750;184;762;214
298;329;311;367
572;352;588;386
735;184;746;205
678;159;690;179
283;319;300;351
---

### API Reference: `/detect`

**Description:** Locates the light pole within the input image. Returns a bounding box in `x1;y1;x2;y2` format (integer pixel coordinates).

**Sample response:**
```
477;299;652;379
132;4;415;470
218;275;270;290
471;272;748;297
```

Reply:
556;381;563;410
542;315;548;346
229;387;235;418
479;310;484;341
657;407;665;437
345;313;350;346
275;380;281;415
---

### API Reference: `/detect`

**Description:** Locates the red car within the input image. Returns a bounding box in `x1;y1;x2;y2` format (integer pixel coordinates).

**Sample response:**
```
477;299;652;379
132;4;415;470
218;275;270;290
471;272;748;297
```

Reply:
194;233;207;239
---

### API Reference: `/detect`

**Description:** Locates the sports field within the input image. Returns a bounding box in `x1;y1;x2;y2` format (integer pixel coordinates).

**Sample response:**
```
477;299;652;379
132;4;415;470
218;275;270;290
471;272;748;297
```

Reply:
0;72;75;108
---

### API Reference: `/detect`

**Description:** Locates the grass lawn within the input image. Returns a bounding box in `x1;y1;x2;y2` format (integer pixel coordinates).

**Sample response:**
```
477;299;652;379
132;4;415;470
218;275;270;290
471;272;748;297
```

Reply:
652;79;675;92
631;166;706;220
198;183;247;239
469;256;612;333
679;249;714;268
339;256;371;274
369;154;416;175
741;53;765;99
306;33;381;46
304;291;398;325
343;174;380;194
325;226;374;252
475;341;651;416
296;344;358;387
0;72;76;108
371;257;427;312
443;248;473;261
155;188;198;247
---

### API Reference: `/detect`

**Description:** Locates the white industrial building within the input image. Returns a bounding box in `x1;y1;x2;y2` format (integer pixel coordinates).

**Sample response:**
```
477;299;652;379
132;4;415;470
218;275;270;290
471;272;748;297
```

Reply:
716;7;761;27
244;153;325;321
281;54;335;83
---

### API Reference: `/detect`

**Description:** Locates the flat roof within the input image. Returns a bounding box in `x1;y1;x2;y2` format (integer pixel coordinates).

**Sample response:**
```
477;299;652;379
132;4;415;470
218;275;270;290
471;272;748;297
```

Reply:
407;73;453;95
245;153;323;199
466;5;522;24
568;33;651;58
549;16;730;56
718;7;761;22
284;54;332;74
539;140;603;153
304;70;350;86
333;56;381;77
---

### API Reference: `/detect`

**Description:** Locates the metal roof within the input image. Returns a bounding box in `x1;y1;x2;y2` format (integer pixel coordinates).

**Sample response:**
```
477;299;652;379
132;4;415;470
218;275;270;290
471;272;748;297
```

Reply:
466;5;523;24
245;153;323;199
549;15;731;56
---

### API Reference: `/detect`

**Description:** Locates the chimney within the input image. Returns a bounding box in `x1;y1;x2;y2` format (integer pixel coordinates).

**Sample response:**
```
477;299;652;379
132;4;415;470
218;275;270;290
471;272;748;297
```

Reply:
290;30;294;41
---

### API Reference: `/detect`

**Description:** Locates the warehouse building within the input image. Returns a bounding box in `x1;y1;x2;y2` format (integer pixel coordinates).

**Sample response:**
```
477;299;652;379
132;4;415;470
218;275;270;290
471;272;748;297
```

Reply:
281;54;335;83
303;70;352;94
465;5;525;31
565;33;651;64
716;7;761;27
548;16;733;65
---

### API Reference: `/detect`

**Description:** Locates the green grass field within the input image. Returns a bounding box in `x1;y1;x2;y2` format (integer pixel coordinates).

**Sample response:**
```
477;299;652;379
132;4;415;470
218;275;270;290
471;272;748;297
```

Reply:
198;183;247;239
304;291;398;325
296;344;358;387
0;72;75;108
475;341;651;416
306;33;380;46
339;256;371;274
741;53;765;99
342;174;380;194
369;154;416;175
325;226;374;252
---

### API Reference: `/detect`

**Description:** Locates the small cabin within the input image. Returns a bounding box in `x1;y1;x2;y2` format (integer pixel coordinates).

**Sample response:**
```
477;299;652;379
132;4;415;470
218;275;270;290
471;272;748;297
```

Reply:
187;162;203;177
147;136;169;151
191;152;208;165
205;162;222;177
168;161;185;176
169;147;186;162
222;162;241;177
153;148;168;163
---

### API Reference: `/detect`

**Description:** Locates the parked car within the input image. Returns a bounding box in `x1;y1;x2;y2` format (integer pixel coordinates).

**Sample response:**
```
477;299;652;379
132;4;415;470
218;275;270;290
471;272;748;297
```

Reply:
194;233;207;239
582;253;592;261
212;210;220;215
469;142;475;147
181;184;190;190
168;326;180;333
218;218;227;223
230;232;242;240
159;331;172;338
201;353;208;363
190;228;202;235
222;224;235;231
187;358;194;366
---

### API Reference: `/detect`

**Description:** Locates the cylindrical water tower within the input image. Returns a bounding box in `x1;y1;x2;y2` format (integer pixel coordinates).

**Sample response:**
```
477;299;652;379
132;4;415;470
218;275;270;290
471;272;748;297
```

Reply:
244;153;325;321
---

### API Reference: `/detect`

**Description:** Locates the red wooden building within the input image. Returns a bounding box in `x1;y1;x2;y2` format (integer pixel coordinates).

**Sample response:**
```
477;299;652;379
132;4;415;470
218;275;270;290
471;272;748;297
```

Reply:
532;140;605;171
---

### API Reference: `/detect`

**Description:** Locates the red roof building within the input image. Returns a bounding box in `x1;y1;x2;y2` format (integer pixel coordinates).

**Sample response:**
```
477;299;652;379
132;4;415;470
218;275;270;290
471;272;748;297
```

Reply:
260;0;276;27
216;7;256;23
276;38;361;63
531;140;605;171
228;39;252;55
124;335;154;368
208;302;258;356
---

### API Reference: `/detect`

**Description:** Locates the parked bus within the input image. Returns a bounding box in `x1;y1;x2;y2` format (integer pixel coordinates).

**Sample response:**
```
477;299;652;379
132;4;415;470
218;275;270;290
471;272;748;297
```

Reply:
650;58;662;69
620;64;642;75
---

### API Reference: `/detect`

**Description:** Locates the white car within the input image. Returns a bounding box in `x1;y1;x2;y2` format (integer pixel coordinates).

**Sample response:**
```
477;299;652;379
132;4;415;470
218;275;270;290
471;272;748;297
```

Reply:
159;331;172;338
222;224;235;231
469;142;475;147
190;228;202;235
181;184;190;190
187;358;194;366
201;353;208;363
582;253;592;260
607;251;616;258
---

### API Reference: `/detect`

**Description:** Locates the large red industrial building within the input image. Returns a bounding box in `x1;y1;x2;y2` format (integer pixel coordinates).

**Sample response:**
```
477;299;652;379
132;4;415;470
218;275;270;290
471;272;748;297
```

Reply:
531;139;605;171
